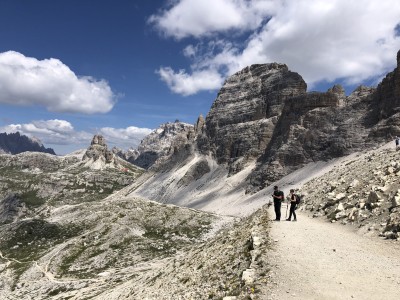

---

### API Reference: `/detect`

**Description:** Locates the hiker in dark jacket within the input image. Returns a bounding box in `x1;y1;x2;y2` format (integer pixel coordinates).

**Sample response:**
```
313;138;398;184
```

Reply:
286;189;297;221
272;185;284;221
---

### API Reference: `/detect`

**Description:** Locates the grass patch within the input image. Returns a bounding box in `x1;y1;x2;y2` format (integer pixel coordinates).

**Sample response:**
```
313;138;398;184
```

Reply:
20;190;46;207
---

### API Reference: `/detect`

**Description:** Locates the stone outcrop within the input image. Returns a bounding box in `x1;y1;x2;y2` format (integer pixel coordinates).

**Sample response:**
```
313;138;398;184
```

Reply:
199;64;307;172
83;135;114;163
82;135;125;170
0;132;55;155
130;121;194;169
247;84;377;190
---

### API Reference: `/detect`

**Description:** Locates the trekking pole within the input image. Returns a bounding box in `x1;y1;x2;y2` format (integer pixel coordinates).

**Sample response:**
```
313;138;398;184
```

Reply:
285;200;289;218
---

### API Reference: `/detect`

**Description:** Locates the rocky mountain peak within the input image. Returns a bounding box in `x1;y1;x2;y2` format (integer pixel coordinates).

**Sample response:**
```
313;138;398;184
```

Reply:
194;114;205;135
82;135;118;169
90;134;106;146
199;62;307;169
144;51;399;194
0;132;55;155
376;49;400;119
327;84;345;99
130;121;194;169
397;49;400;65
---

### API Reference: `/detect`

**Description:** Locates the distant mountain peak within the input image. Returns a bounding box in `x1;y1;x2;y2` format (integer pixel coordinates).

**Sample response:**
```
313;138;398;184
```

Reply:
82;135;118;169
0;132;55;155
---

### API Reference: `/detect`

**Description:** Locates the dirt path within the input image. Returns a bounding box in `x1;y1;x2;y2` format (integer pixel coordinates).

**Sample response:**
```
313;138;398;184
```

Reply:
264;206;400;300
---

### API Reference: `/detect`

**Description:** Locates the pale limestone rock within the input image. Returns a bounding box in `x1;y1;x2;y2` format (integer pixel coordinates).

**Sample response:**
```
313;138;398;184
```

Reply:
242;269;256;284
336;203;345;212
336;193;346;201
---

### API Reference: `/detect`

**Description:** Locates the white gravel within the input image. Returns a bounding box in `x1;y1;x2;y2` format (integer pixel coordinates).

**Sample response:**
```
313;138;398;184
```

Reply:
264;206;400;300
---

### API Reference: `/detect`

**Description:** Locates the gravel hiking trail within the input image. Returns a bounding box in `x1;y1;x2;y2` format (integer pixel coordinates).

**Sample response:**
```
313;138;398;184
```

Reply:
264;206;400;300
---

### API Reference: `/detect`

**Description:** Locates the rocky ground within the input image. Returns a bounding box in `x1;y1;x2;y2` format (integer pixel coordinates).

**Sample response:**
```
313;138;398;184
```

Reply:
0;141;399;299
0;195;237;299
0;136;273;300
299;146;400;240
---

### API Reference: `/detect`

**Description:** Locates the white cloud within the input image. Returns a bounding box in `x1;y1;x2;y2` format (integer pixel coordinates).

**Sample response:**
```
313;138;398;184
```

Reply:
157;67;224;96
149;0;276;39
99;126;153;148
152;0;400;94
0;120;153;154
0;120;91;146
0;51;116;114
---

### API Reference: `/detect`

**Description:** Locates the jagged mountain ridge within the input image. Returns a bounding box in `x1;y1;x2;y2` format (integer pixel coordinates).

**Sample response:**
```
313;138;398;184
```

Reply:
129;50;400;216
0;132;55;155
114;121;194;169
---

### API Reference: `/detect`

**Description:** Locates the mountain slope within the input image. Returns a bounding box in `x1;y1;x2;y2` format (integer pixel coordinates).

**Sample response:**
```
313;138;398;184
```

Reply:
128;51;400;215
299;143;400;239
0;195;239;299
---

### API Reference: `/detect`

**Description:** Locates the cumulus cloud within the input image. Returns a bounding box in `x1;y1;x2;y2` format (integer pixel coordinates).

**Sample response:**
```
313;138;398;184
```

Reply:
0;120;153;153
0;119;91;146
98;126;153;148
157;67;224;96
152;0;400;94
149;0;276;39
0;51;116;114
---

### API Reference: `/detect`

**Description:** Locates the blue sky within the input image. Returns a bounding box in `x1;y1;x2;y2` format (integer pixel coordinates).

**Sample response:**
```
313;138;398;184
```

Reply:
1;0;400;154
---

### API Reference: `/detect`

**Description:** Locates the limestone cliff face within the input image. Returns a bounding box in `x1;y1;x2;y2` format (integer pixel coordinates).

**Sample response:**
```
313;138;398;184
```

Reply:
370;50;400;139
200;63;307;172
376;50;400;118
248;86;377;189
131;121;194;169
134;51;400;196
194;62;379;188
193;55;400;191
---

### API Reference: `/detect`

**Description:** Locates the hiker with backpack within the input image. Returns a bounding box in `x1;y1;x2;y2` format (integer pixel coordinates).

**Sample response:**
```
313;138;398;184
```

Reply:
286;189;299;222
272;185;284;221
396;136;399;149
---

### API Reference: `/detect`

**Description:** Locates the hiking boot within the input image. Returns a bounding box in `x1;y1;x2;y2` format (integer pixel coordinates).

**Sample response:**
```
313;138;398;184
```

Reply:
273;219;280;222
286;219;291;221
293;219;297;222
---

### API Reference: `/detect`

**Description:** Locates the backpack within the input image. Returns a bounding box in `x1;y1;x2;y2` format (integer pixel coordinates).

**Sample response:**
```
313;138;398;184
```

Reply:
295;194;301;205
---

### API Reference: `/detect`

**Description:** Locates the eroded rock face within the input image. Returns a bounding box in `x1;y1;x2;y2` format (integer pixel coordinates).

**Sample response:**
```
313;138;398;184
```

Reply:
190;62;381;191
370;50;400;139
376;50;400;119
83;135;114;163
131;122;194;169
201;63;307;170
248;85;377;190
134;51;400;197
